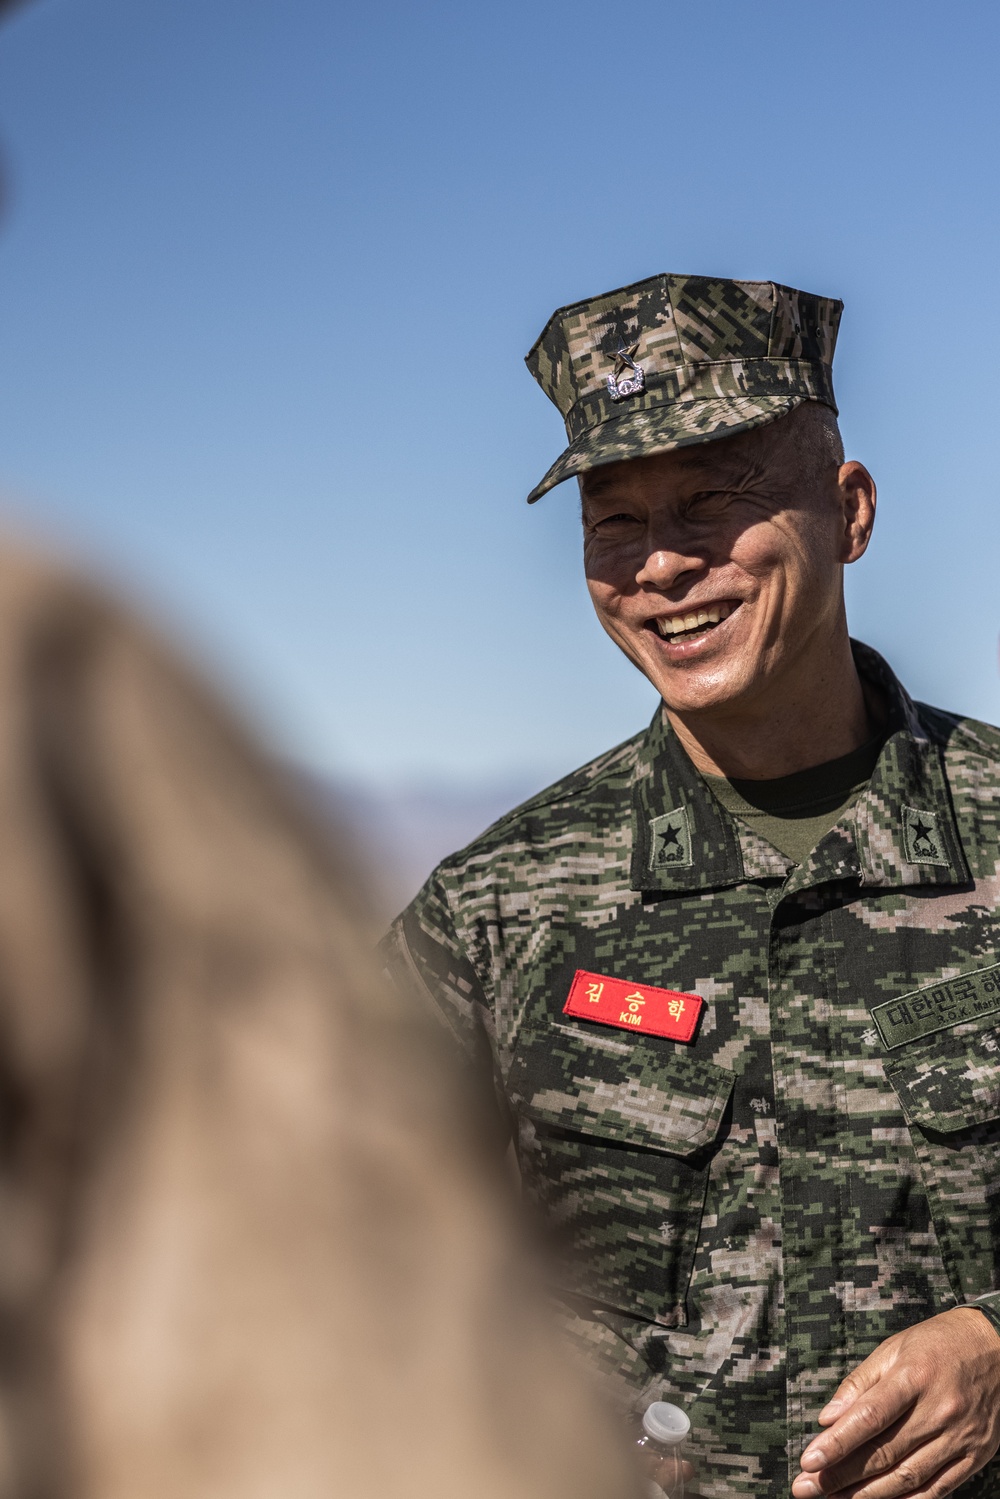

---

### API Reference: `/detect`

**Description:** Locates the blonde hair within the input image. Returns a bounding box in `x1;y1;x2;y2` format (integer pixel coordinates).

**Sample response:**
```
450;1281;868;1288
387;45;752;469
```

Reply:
0;546;637;1499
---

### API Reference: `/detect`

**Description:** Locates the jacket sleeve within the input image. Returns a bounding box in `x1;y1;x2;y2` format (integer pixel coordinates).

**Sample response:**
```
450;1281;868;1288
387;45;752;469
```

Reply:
380;872;513;1151
972;1290;1000;1337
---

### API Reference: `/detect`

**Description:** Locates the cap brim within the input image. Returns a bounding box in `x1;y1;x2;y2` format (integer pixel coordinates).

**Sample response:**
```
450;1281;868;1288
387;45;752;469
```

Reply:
526;394;808;503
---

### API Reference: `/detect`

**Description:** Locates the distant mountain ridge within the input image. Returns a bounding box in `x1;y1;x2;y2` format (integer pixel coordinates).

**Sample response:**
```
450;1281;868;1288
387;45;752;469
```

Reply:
301;771;550;919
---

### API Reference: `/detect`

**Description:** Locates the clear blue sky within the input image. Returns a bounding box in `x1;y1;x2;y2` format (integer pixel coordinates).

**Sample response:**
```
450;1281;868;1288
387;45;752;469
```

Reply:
0;0;998;787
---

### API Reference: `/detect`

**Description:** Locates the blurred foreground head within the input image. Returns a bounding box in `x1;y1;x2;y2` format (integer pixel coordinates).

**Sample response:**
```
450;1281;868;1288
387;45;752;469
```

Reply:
0;544;635;1499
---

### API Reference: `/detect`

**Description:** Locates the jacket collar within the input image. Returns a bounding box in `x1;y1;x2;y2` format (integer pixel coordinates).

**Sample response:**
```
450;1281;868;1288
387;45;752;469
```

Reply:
630;641;970;896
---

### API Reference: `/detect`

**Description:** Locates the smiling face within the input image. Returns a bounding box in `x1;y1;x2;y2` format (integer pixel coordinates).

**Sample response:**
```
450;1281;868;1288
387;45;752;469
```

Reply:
581;404;876;733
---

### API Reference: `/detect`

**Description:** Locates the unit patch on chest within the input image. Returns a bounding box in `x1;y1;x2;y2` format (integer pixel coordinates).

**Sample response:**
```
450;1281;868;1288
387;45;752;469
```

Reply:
870;959;1000;1049
562;968;704;1042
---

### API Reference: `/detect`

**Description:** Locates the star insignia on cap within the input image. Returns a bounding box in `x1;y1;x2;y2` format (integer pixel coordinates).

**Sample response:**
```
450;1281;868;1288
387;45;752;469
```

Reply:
606;339;645;403
613;341;641;378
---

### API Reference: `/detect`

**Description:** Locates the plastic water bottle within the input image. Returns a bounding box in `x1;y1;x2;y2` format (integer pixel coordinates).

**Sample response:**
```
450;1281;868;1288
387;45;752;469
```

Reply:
636;1401;691;1498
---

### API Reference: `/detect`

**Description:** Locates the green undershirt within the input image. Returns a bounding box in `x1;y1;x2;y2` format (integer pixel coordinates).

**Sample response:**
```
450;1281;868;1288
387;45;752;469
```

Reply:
701;732;886;866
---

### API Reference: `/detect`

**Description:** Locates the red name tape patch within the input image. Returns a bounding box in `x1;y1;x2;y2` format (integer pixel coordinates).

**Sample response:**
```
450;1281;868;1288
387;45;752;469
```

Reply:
562;969;703;1043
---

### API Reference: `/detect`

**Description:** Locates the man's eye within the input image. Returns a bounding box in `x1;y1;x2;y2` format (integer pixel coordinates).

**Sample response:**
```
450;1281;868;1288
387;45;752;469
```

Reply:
593;512;641;530
687;490;732;515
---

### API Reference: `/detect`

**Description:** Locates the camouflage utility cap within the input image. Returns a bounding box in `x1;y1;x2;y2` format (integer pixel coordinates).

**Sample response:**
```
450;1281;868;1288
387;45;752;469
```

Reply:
524;274;843;503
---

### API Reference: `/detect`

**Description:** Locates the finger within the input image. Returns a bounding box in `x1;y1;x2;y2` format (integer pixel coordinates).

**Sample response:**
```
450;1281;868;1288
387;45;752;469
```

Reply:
830;1445;974;1499
793;1413;913;1496
649;1455;695;1489
649;1457;694;1478
820;1345;897;1425
797;1423;964;1499
802;1376;921;1472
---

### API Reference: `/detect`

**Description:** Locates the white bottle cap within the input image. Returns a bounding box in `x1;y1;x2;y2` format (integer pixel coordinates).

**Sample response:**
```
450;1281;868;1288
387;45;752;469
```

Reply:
642;1402;691;1446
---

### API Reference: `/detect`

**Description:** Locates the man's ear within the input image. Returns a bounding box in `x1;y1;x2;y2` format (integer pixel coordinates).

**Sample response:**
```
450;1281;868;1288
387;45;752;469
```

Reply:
838;461;877;564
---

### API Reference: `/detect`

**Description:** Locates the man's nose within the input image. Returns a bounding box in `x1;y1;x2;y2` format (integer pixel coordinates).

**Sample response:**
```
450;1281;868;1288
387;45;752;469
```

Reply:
635;544;706;591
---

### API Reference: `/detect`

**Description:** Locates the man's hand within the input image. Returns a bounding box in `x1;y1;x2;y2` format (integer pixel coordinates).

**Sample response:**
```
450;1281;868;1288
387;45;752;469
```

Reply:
643;1454;694;1496
791;1309;1000;1499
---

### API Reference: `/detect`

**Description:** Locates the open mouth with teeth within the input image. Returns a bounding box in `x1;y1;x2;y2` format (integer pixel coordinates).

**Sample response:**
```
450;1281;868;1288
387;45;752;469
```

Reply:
652;601;738;640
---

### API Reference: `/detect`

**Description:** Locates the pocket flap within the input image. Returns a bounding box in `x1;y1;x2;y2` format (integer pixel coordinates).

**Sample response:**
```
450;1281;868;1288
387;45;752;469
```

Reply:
886;1035;1000;1133
507;1019;734;1156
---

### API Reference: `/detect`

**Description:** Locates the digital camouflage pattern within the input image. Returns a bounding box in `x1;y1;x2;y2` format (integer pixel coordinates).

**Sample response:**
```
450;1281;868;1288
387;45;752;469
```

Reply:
525;275;842;502
383;643;1000;1499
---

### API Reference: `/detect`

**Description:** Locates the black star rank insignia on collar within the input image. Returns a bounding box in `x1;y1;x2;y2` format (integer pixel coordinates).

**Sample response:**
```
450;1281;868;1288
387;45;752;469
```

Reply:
648;806;693;870
902;805;947;866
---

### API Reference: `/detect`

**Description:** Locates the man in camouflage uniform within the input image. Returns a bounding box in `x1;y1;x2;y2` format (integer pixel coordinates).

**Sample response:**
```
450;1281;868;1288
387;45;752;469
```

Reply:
382;275;1000;1499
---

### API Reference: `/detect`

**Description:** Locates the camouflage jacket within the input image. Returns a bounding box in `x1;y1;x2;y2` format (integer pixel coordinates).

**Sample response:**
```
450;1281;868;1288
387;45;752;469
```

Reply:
382;643;1000;1498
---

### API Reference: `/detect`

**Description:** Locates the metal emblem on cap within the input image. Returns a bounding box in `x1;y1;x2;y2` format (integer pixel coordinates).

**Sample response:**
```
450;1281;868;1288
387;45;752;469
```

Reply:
606;341;645;402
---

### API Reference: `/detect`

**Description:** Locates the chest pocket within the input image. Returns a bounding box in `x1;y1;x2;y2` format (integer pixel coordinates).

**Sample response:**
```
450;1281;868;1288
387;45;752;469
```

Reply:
884;1025;1000;1303
506;1013;734;1327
